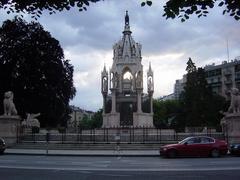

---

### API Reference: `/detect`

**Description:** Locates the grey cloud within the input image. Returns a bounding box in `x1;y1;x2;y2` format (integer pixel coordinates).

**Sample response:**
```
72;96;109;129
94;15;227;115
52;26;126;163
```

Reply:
1;0;240;111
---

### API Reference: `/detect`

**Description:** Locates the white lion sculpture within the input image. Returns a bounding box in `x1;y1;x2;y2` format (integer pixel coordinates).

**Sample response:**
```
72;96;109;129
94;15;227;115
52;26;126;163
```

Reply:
228;88;240;114
3;91;18;116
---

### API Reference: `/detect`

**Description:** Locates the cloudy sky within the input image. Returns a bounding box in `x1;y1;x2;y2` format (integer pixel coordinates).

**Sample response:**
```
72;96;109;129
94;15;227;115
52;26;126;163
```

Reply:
0;0;240;111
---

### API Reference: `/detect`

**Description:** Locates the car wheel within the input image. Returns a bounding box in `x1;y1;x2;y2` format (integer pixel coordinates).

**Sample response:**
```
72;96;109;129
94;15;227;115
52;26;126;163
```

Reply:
211;149;220;158
167;149;177;158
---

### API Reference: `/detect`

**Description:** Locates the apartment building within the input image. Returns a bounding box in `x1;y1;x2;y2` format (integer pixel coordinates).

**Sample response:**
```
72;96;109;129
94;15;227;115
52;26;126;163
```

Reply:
174;57;240;99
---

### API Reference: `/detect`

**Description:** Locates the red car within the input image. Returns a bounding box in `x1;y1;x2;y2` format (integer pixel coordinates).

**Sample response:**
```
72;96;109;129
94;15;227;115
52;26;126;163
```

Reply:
160;136;228;158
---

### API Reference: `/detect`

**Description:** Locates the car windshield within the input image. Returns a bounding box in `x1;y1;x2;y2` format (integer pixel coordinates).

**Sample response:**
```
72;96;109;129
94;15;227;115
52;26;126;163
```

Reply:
178;137;193;144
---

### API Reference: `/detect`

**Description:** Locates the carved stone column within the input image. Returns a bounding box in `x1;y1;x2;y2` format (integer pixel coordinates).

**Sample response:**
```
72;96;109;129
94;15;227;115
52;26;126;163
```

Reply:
137;89;142;113
111;90;116;113
150;95;153;114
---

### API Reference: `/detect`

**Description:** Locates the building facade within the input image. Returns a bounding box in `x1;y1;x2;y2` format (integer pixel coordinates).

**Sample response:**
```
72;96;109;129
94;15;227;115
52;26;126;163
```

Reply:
174;57;240;99
101;11;154;127
68;105;94;128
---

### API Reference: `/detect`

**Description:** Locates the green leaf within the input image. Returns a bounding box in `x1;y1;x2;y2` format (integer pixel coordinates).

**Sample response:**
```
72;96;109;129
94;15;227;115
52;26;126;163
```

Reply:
83;0;90;6
234;16;240;20
191;6;197;11
69;1;75;7
196;10;201;14
218;1;224;7
146;1;152;6
141;2;146;7
209;3;214;8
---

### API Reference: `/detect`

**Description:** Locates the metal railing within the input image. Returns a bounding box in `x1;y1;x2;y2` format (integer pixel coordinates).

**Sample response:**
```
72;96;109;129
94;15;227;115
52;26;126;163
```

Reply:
18;126;225;144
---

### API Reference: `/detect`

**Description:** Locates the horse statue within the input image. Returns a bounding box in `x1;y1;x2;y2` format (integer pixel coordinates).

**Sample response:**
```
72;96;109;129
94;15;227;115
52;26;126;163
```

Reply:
3;91;18;116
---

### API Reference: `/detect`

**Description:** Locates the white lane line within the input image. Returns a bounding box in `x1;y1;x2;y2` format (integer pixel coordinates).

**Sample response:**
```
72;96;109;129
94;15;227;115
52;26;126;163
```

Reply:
1;165;240;172
98;173;132;177
35;161;58;164
0;160;17;163
71;162;92;165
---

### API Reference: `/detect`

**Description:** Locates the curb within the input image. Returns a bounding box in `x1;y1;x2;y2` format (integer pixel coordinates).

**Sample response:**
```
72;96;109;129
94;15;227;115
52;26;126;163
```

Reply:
4;152;160;157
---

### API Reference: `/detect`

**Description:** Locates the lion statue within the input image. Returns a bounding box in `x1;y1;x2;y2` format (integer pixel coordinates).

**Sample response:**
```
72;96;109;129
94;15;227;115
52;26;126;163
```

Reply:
227;88;240;114
3;91;18;116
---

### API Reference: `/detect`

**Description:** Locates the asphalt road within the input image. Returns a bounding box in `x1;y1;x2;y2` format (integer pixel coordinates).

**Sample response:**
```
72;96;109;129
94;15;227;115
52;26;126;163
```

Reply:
0;155;240;180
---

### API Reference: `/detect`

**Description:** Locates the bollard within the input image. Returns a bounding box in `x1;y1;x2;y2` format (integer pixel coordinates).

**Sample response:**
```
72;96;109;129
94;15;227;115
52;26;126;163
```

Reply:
46;132;50;155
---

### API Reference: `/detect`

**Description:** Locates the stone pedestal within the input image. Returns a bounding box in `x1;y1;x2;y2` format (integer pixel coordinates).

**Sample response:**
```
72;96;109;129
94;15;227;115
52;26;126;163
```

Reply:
102;113;120;128
133;112;153;127
0;116;21;146
221;113;240;144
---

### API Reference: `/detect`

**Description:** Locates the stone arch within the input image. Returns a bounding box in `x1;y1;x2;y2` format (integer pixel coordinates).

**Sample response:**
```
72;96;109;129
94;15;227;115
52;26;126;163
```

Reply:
147;75;153;92
121;66;133;92
136;70;143;88
122;66;133;80
102;76;108;92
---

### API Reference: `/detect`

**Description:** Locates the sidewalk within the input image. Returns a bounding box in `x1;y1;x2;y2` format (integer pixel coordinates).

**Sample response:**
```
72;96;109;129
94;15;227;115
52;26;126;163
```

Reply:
4;148;159;157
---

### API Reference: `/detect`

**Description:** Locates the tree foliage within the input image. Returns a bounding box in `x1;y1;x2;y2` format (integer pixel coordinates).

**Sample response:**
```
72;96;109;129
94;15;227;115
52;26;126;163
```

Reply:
181;58;227;128
79;109;103;129
0;0;101;19
0;17;76;127
153;99;183;129
152;58;227;131
143;0;240;22
0;1;239;21
186;57;197;73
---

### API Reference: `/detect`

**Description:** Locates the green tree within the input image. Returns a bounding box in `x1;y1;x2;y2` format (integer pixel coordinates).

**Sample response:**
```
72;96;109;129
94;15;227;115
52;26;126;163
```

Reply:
90;108;103;128
1;1;239;21
79;114;91;129
181;58;227;128
0;17;76;127
153;99;183;129
186;57;197;73
79;109;103;129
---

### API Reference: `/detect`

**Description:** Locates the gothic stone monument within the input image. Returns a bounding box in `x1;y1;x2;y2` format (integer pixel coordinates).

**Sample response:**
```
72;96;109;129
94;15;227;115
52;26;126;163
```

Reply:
221;88;240;144
0;91;21;146
101;11;154;128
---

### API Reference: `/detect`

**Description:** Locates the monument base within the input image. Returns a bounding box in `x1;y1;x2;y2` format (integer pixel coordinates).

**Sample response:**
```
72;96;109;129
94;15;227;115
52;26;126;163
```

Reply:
102;113;120;128
102;112;153;128
0;116;21;146
221;113;240;144
133;112;153;127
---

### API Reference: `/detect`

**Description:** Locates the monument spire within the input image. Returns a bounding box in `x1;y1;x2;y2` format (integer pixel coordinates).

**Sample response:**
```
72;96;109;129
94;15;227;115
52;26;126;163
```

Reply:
123;10;131;34
125;10;129;25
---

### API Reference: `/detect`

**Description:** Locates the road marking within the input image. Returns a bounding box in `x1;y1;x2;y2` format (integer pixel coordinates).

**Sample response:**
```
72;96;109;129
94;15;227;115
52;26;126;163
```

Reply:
71;162;92;165
0;160;17;163
1;165;240;172
98;173;132;177
35;161;58;164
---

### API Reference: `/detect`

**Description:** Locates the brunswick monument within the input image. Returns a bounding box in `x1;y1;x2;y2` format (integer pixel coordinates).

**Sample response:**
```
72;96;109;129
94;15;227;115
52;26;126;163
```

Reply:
101;11;154;128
